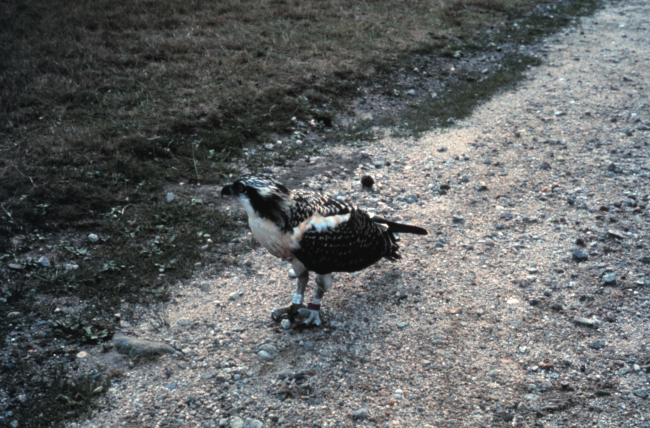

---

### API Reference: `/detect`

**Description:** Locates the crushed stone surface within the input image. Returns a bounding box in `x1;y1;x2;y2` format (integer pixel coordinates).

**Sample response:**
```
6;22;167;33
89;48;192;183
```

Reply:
72;2;650;427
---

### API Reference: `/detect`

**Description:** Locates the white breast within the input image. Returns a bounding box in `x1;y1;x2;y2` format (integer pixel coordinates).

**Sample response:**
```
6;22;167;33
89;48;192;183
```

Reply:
238;195;350;260
248;214;294;259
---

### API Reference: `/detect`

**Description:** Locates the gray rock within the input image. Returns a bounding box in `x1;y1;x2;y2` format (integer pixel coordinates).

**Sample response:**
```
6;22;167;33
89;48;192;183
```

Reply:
543;289;553;297
244;419;264;428
228;292;242;301
488;370;499;377
633;389;648;399
404;194;417;204
618;367;632;376
482;157;492;165
397;322;409;329
165;382;177;390
329;320;345;329
500;212;514;220
38;256;50;267
88;233;99;243
373;160;385;168
406;89;416;96
540;380;553;390
259;343;277;353
8;263;24;270
588;340;605;350
574;317;600;327
177;318;189;326
452;216;465;224
258;350;274;360
539;161;551;170
113;332;177;357
607;229;626;239
201;371;218;381
525;383;536;392
230;417;244;428
219;419;229;427
437;146;447;152
166;192;175;203
572;248;589;262
65;263;79;270
524;394;539;401
594;390;611;397
280;319;291;329
352;408;370;419
602;273;617;286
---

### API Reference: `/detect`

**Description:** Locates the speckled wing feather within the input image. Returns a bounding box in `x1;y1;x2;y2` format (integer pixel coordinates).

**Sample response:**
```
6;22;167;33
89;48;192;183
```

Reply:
292;208;396;275
284;190;354;230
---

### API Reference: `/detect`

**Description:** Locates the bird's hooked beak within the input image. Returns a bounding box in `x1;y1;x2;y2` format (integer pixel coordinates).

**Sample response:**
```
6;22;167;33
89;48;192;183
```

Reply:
221;184;235;198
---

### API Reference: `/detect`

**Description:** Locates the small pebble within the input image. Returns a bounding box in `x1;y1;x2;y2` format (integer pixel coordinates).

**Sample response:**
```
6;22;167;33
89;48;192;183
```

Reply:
352;408;370;419
361;175;375;188
258;350;274;360
602;273;617;285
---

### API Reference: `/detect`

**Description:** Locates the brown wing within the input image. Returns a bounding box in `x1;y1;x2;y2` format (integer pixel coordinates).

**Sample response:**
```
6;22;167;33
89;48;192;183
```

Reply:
292;209;396;275
284;190;355;230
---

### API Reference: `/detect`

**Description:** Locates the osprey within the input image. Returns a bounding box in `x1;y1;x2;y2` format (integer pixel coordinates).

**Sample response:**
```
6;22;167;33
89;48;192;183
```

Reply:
221;174;428;326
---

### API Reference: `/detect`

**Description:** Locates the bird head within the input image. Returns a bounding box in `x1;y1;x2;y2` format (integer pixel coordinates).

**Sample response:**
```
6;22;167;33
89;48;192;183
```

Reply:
221;174;291;223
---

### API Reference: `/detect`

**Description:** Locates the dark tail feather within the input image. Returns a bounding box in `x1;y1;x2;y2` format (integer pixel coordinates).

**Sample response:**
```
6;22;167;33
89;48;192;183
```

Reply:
373;216;428;235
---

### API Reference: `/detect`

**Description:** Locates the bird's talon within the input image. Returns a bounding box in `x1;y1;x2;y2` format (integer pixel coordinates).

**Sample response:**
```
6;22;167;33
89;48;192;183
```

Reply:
297;308;321;326
271;304;303;323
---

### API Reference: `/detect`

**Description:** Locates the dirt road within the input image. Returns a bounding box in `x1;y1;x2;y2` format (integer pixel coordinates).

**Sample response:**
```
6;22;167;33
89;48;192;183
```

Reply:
74;1;650;427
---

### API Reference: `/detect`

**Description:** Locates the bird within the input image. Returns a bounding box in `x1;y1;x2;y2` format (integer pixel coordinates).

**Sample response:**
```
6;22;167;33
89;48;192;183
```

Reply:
221;174;428;326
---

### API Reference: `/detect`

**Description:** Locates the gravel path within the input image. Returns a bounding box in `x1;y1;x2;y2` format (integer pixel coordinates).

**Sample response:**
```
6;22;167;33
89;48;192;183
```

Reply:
72;1;650;427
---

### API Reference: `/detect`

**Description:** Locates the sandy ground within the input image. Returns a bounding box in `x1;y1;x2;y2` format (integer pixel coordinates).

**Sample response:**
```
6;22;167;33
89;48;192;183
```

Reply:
71;1;650;427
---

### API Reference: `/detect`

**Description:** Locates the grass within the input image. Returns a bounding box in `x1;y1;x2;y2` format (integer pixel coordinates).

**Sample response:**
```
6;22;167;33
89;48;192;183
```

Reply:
398;54;544;137
0;0;605;425
1;358;112;426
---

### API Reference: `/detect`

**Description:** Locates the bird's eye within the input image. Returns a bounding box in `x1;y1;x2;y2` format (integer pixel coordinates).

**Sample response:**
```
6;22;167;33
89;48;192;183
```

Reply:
237;184;245;193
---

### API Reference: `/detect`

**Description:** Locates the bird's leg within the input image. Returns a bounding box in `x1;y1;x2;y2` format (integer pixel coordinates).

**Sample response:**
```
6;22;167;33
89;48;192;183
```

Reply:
298;273;332;326
271;267;308;322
